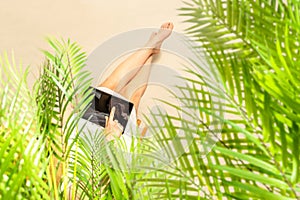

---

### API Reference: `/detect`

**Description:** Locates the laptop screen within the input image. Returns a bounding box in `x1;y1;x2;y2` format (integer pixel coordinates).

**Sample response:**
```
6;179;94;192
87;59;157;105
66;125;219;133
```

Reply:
82;87;134;133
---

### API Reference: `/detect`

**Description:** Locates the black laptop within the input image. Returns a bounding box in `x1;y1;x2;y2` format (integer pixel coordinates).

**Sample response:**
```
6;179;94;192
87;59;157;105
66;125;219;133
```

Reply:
82;87;134;133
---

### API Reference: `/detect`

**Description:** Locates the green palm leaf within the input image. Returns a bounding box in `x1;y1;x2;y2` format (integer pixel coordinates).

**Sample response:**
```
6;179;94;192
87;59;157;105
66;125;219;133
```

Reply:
0;53;50;199
35;38;93;198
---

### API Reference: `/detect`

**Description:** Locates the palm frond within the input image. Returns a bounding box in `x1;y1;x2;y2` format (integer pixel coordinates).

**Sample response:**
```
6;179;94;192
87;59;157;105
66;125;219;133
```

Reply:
123;0;300;199
35;38;93;198
139;0;300;198
0;52;50;199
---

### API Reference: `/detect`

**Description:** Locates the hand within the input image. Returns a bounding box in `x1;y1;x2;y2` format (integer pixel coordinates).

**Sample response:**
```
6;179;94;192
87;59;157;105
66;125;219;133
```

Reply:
104;107;124;141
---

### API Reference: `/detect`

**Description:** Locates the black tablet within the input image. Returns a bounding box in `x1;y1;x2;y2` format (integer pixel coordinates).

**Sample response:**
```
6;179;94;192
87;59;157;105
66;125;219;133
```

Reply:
82;87;134;133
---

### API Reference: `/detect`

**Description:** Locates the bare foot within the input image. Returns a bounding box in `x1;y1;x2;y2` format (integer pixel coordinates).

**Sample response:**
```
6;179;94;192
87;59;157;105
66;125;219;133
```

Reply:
146;22;174;53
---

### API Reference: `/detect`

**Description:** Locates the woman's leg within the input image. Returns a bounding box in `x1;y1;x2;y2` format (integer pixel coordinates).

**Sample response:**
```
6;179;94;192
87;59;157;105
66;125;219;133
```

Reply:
118;55;154;112
98;43;154;91
99;22;174;91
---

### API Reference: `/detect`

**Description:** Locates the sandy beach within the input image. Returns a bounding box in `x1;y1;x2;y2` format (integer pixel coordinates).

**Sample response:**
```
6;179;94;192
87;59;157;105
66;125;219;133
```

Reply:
0;0;188;86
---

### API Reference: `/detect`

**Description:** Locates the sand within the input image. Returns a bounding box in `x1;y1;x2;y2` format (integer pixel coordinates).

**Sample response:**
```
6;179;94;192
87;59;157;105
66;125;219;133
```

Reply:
0;0;188;86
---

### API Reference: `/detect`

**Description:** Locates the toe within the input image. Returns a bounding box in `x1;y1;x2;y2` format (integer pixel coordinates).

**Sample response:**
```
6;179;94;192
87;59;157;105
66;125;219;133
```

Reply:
168;22;174;30
161;22;174;30
161;22;169;29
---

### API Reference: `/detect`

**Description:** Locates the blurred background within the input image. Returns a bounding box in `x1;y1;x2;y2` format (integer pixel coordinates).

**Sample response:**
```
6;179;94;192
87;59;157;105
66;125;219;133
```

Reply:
0;0;187;85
